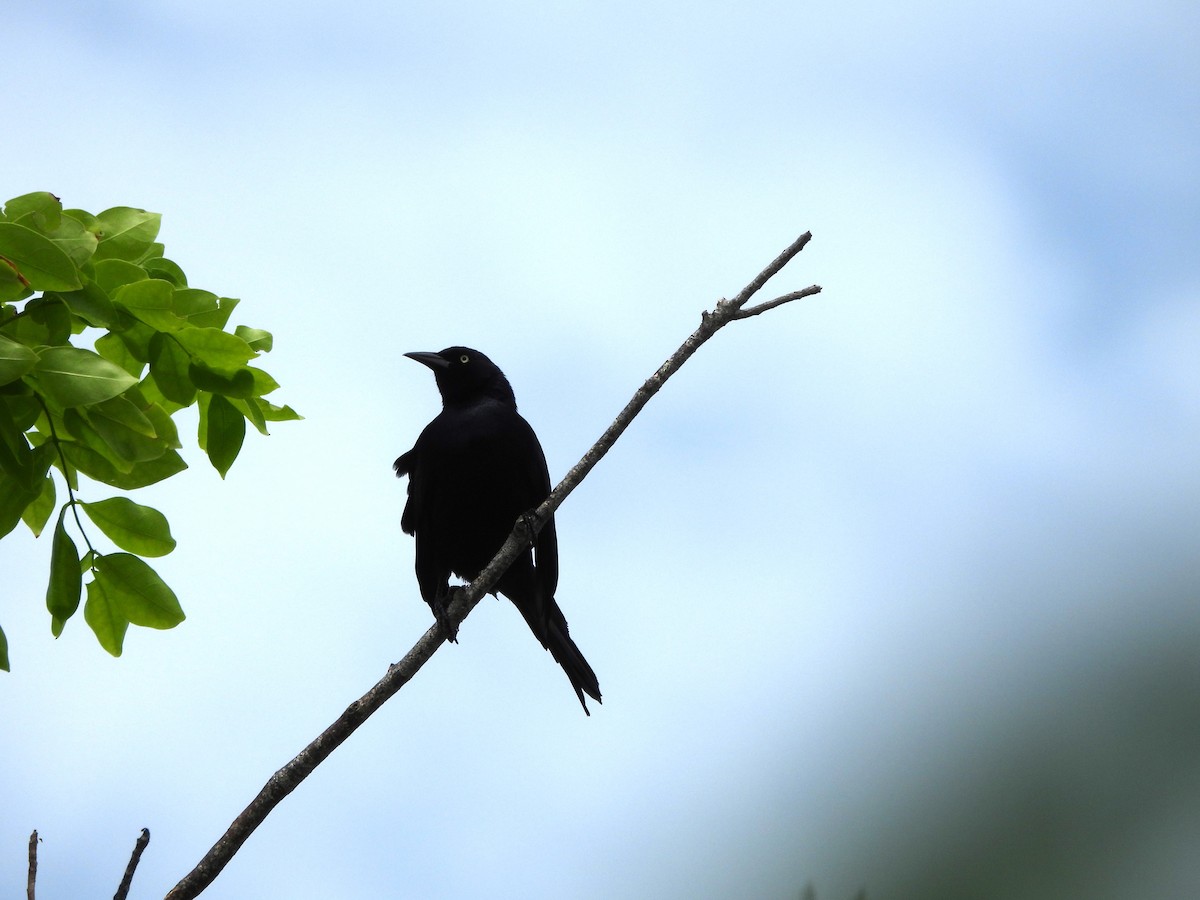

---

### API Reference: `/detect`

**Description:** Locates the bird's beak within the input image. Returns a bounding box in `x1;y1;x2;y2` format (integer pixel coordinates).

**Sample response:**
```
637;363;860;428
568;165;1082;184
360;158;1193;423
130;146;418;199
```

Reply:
404;351;450;371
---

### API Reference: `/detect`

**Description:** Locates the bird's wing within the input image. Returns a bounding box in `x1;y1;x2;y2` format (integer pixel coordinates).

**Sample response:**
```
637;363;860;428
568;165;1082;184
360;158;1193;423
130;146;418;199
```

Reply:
509;413;559;600
393;449;414;477
535;512;559;599
394;447;420;535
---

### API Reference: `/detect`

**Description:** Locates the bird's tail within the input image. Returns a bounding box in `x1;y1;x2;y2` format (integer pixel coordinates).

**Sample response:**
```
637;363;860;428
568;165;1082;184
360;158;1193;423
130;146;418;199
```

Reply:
514;597;602;715
544;602;602;716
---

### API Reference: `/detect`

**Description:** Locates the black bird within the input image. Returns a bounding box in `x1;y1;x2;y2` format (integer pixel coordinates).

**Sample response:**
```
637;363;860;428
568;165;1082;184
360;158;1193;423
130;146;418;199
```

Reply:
394;347;602;715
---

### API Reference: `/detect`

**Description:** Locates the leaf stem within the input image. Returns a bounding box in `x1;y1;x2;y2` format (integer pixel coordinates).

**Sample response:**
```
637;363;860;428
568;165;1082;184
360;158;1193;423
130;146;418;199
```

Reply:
35;395;98;564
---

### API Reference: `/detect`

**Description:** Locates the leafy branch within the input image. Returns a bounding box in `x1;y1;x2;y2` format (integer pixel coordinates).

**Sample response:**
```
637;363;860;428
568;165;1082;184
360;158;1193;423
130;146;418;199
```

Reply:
0;191;299;669
164;231;820;899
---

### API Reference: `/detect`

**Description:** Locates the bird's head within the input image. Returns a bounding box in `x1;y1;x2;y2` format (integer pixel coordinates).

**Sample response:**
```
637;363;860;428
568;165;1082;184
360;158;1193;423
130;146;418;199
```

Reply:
404;346;516;407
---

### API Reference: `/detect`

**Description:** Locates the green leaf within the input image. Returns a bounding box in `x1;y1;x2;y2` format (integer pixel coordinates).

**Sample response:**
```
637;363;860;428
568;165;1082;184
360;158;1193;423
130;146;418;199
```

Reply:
1;295;72;347
231;393;302;436
49;281;116;328
1;393;40;431
202;393;245;477
29;347;138;408
115;321;155;367
142;257;187;287
174;327;256;368
95;331;143;377
80;405;167;463
134;376;184;419
0;624;8;671
90;258;147;294
4;192;63;231
0;443;52;539
189;361;256;398
46;506;82;624
0;466;38;539
85;575;129;656
140;400;181;448
246;366;280;397
0;257;30;303
0;222;81;290
94;553;184;629
64;409;135;472
148;333;197;405
230;393;302;434
20;472;56;536
0;394;36;478
81;497;176;557
105;447;186;489
43;212;99;266
187;295;239;330
173;288;219;323
115;277;172;310
112;448;186;489
258;399;303;423
231;397;268;434
115;279;186;332
0;334;38;386
93;208;161;262
91;395;156;437
63;442;186;489
235;325;273;352
62;208;99;232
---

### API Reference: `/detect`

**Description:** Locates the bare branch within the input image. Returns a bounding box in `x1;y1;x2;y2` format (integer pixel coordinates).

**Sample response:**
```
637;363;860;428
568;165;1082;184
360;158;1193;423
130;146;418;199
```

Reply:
163;626;448;900
727;231;813;309
164;232;818;899
27;830;37;900
113;829;150;900
733;284;823;320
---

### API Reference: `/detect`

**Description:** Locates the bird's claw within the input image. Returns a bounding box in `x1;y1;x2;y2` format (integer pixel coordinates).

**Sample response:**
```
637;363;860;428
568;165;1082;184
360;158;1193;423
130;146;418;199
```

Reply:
520;509;549;546
432;592;459;643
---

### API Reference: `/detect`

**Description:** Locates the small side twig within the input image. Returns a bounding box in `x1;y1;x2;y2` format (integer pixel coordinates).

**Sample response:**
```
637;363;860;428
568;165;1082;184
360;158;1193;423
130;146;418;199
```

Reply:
729;231;814;307
27;830;37;900
164;232;819;900
734;285;823;320
114;828;150;900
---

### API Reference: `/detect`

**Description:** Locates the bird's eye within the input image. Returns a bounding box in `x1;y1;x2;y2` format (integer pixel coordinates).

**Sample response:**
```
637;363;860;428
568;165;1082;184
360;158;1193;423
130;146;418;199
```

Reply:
459;354;469;364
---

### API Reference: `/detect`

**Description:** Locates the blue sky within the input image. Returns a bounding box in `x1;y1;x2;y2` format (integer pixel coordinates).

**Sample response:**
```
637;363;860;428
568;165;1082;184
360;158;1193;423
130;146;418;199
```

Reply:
4;1;1199;898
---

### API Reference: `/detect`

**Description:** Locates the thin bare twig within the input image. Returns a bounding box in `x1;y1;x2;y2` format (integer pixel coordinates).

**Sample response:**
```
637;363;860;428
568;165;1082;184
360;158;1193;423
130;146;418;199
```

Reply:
114;829;150;900
27;830;37;900
164;233;819;900
734;284;823;320
728;231;813;308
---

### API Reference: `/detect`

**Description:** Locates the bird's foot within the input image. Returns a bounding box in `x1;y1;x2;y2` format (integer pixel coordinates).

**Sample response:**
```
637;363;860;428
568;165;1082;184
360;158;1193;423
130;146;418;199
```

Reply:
432;592;459;643
518;510;540;541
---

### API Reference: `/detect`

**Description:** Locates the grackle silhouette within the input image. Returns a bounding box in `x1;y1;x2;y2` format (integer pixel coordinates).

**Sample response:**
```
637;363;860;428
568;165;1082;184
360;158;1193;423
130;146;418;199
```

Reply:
394;347;601;714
